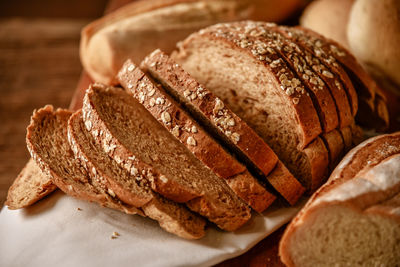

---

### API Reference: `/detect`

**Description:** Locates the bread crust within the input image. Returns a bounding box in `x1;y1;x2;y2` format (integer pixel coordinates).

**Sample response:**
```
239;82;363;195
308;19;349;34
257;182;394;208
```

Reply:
5;158;57;210
276;26;355;130
293;26;389;131
118;60;276;212
320;129;345;171
252;26;340;133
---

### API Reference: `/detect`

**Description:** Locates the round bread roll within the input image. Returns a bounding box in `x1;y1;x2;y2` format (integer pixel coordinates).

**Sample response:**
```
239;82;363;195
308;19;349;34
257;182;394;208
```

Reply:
300;0;354;48
347;0;400;91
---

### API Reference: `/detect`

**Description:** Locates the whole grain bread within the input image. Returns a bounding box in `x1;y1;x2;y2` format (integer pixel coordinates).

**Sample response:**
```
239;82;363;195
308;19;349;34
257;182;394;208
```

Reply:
289;26;389;131
137;49;305;205
279;133;400;266
26;105;141;215
5;158;57;210
264;24;354;130
117;60;277;212
82;84;251;231
68;110;206;239
171;21;334;192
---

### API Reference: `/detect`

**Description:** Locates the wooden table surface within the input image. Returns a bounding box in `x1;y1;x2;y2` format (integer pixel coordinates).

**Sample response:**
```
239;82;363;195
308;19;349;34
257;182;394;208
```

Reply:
0;1;286;266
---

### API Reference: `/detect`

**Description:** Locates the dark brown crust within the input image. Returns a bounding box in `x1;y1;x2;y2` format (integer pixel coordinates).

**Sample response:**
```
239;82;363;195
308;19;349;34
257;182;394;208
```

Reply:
303;137;330;192
321;129;345;171
292;26;389;131
285;27;358;116
83;84;251;231
5;158;57;210
26;105;141;215
180;22;322;149
140;50;305;206
339;126;353;153
269;25;354;130
266;161;305;205
118;61;276;212
252;27;340;133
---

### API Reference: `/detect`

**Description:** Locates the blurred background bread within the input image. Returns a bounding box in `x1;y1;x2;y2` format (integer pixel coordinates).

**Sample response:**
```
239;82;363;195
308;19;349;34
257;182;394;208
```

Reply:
80;0;305;85
300;0;354;49
347;0;400;94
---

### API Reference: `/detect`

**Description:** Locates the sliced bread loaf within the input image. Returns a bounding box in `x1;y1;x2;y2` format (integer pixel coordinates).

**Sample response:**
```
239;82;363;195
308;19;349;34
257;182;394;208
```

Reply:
68;110;206;239
26;105;141;215
171;21;333;191
82;84;251;231
135;49;305;205
279;134;400;266
117;60;277;212
5;158;57;210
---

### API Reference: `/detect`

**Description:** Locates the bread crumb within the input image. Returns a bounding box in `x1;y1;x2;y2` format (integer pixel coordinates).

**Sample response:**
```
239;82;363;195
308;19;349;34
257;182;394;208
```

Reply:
77;207;82;211
111;231;120;239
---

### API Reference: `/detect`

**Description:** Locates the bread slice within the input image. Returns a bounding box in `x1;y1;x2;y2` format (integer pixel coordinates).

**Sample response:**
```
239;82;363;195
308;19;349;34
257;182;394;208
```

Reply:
117;60;278;212
279;152;400;266
5;158;57;209
171;21;331;191
82;84;251;231
68;110;206;239
136;49;305;205
26;105;140;215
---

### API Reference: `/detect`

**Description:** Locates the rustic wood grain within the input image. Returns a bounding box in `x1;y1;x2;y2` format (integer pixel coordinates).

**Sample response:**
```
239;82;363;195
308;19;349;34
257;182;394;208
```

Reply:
0;18;89;206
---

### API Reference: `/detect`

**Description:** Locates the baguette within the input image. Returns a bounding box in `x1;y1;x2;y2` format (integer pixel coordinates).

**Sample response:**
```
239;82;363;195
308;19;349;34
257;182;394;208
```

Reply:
279;132;400;266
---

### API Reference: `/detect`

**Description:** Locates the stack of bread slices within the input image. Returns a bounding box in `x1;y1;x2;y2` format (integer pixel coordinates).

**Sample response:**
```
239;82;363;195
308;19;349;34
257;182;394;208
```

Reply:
6;22;386;239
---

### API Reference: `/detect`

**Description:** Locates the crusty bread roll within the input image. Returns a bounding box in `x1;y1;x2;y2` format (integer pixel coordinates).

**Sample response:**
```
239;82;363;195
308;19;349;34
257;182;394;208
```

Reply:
80;0;304;85
300;0;354;49
347;0;400;92
279;132;400;266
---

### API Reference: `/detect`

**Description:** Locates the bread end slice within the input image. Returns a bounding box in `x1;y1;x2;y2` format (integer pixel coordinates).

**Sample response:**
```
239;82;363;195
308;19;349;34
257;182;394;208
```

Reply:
5;158;57;210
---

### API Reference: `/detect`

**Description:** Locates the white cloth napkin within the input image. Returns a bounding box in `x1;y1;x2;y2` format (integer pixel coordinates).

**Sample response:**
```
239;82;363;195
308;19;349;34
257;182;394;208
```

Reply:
0;191;304;267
